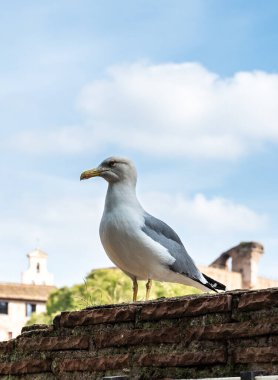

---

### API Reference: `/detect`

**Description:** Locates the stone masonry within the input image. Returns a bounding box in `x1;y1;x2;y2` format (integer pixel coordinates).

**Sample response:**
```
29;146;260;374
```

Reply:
0;287;277;379
210;242;278;290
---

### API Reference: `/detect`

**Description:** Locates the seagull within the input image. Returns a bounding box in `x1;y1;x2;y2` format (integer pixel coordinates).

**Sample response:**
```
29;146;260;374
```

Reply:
80;156;226;301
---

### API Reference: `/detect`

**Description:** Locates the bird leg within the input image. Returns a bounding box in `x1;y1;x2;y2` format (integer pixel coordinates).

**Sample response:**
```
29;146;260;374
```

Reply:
145;279;152;300
132;278;138;302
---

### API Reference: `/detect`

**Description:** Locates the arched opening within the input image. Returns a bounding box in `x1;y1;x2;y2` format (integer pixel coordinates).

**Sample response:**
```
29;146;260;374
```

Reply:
227;256;232;271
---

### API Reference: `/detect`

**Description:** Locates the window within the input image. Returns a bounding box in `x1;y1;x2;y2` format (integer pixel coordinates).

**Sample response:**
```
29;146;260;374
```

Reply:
26;303;36;317
0;301;8;314
36;263;40;273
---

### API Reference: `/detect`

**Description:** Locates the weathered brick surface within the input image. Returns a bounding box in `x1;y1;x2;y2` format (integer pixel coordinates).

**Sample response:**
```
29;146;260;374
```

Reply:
94;322;263;349
232;307;278;324
0;341;14;354
60;305;137;327
16;336;89;352
137;349;226;367
0;374;55;380
231;335;278;348
53;354;129;372
21;324;52;334
140;293;232;321
199;316;278;340
0;360;51;375
238;288;278;310
94;326;181;348
233;346;278;363
1;288;278;379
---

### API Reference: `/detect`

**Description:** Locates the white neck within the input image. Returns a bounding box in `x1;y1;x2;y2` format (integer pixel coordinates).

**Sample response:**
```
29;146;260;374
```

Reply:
104;181;142;213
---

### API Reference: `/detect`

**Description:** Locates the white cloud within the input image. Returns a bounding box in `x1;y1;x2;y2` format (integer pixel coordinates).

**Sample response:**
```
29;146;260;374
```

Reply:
77;61;278;159
11;61;278;159
141;191;267;234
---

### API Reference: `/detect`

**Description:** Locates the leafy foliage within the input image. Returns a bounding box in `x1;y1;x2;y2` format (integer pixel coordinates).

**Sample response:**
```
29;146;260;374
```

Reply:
26;268;201;326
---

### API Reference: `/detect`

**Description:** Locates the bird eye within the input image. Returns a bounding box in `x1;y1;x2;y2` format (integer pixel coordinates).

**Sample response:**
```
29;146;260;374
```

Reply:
108;160;116;167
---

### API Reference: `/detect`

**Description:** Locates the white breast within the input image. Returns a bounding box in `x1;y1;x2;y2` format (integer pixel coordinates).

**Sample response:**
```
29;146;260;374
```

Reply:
99;205;175;281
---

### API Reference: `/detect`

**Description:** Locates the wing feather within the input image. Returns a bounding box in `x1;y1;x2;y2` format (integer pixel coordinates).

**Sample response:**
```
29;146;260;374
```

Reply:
142;213;205;283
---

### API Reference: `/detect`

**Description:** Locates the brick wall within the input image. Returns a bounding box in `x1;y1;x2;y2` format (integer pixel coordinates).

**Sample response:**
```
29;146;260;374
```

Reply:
0;288;277;379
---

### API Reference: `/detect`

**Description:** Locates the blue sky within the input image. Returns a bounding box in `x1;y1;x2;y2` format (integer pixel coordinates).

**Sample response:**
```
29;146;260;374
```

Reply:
1;1;278;286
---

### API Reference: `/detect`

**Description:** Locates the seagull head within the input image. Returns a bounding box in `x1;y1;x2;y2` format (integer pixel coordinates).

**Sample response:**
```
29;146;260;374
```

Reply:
80;156;137;185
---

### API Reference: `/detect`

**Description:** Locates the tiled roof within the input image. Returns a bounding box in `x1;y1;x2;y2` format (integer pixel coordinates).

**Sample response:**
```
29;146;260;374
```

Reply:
0;283;56;302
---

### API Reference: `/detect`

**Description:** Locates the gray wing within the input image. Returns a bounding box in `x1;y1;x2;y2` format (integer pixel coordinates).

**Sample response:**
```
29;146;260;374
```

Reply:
142;212;205;283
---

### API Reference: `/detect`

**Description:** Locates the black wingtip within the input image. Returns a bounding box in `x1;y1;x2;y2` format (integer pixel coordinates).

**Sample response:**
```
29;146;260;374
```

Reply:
202;273;226;292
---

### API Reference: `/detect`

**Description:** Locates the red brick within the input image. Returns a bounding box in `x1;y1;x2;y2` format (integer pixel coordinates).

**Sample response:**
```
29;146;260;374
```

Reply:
140;294;232;321
200;317;278;340
137;349;226;367
60;305;137;327
238;288;278;310
21;324;52;334
16;336;89;352
233;346;278;363
1;289;278;377
0;360;51;375
230;335;278;349
54;354;129;372
94;326;181;348
0;340;14;354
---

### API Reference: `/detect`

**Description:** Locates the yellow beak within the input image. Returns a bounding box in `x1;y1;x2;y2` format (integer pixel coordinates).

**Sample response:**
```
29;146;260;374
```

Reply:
80;168;101;181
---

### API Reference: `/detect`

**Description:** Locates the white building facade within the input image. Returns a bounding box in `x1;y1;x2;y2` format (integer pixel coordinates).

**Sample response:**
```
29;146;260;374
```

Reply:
21;249;54;286
0;249;55;341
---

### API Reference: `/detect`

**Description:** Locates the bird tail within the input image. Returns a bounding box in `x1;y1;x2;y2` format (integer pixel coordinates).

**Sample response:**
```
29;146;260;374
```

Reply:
202;273;226;292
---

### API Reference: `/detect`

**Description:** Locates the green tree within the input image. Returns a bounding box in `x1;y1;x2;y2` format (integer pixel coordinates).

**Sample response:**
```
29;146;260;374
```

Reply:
27;268;201;326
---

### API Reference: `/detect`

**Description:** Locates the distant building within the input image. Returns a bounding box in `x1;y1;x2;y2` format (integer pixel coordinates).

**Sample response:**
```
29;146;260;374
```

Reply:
21;249;54;286
0;249;55;341
200;241;278;290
